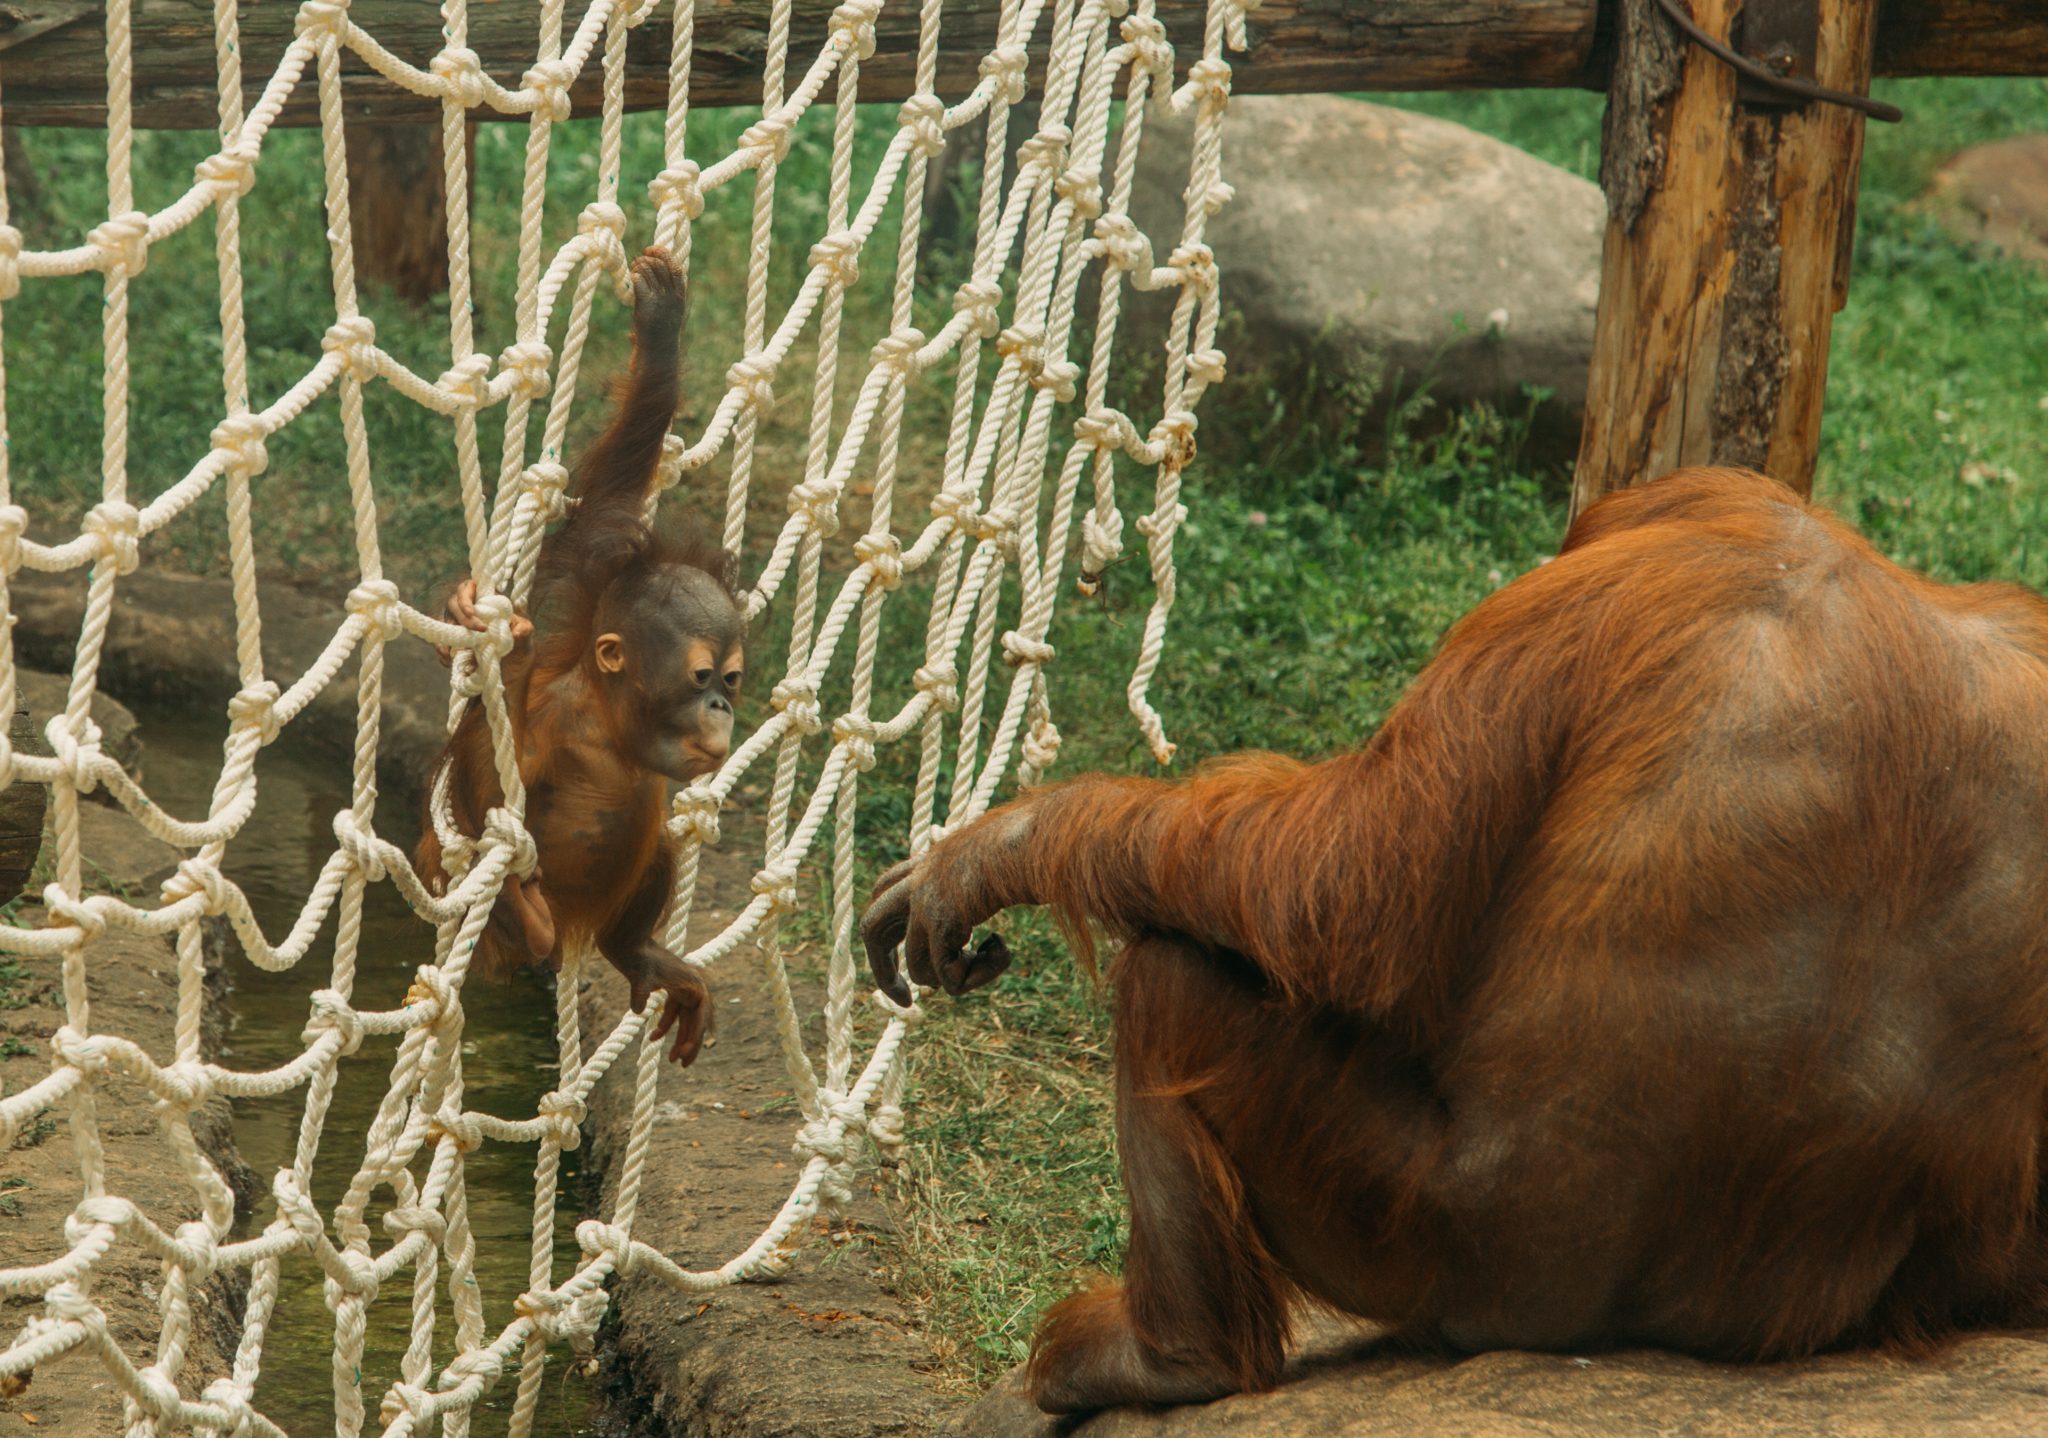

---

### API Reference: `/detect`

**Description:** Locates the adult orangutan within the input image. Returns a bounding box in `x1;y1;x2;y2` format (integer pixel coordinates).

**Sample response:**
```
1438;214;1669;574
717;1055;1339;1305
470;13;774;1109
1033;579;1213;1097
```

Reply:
861;466;2048;1413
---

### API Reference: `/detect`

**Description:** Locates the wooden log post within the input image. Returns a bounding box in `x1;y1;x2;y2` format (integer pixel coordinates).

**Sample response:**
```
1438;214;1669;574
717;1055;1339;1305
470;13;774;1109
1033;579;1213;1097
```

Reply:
1572;0;1884;514
0;708;48;909
345;121;476;305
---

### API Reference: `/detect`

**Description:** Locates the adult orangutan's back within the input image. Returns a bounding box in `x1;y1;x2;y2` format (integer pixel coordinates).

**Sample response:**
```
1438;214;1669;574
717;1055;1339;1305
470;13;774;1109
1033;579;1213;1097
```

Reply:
1427;467;2048;1358
862;467;2048;1414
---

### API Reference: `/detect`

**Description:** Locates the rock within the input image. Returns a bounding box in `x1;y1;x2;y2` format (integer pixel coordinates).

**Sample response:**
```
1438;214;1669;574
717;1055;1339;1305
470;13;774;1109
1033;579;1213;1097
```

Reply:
15;667;144;780
1126;96;1604;464
1919;134;2048;272
7;569;453;811
943;1313;2048;1437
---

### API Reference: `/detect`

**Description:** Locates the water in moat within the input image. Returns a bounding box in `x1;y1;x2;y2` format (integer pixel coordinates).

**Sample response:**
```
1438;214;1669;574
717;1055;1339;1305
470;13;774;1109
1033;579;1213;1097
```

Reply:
131;698;593;1437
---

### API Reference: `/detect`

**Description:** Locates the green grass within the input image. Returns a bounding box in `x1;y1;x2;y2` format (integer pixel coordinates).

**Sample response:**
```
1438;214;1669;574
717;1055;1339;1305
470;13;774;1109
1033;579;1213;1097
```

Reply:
6;73;2048;1393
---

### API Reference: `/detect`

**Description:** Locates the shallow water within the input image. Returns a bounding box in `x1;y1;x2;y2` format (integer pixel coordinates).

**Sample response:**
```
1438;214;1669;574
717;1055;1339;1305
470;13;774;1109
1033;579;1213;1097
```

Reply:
131;698;592;1437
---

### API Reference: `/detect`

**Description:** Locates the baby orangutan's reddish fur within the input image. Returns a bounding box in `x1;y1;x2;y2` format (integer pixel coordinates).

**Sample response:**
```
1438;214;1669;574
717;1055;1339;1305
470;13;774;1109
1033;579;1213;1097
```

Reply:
862;467;2048;1413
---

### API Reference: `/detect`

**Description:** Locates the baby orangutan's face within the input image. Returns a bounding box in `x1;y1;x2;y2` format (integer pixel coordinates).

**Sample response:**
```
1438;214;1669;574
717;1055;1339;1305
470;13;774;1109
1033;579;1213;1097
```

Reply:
593;565;746;783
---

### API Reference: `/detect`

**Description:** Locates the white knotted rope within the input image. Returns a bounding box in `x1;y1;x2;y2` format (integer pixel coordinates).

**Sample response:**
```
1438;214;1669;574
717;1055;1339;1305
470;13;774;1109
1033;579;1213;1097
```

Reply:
0;0;1248;1430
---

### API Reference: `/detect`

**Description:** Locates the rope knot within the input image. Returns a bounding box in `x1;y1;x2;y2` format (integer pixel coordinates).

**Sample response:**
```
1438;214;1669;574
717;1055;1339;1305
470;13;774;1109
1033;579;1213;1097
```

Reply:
331;808;391;881
0;503;25;575
1055;165;1104;220
69;1194;132;1238
952;279;1002;337
1174;56;1235;114
428;1105;484;1152
867;1101;907;1152
726;354;778;415
913;662;959;713
381;1204;448;1245
161;857;233;915
346;578;404;640
42;1281;103;1326
158;1058;216;1110
1092;212;1153;273
740;116;794;165
1031;358;1081;402
0;224;20;300
898;93;947;157
771;679;824;735
294;0;351;38
1021;715;1063;774
133;1365;184;1422
436;353;492;411
1074;407;1134;455
303;988;365;1057
1120;14;1175;87
536;1090;587;1150
51;1023;109;1074
43;715;106;795
89;209;152;278
750;866;799;913
195;139;259;200
978;43;1030;104
431;45;489;108
227;679;283;744
519;459;572;522
831;713;879;772
406;965;462;1030
210;413;271;477
808;230;862;289
649;161;706;221
1187;347;1227;387
786;479;841;537
576;1218;634;1272
1168;242;1219;294
481;806;538;876
1001;631;1055;668
83;500;142;575
995;324;1045;377
671;785;722;845
870;325;927;376
499;340;554;400
852;533;903;590
200;1379;256;1435
579;199;627;241
829;0;882;59
1148;410;1199;469
174;1221;220;1284
1135;500;1191;540
1016;123;1072;175
321;315;380;382
657;431;688;491
522;58;577;122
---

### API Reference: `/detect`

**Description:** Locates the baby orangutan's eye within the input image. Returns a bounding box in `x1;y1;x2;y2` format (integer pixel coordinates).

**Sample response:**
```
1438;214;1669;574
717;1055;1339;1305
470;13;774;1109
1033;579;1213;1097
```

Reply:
693;667;714;687
725;669;744;691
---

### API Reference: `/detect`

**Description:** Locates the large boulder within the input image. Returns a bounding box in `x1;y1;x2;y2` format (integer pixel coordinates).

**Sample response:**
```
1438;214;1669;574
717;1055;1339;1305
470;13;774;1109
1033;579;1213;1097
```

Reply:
1125;96;1604;464
1918;134;2048;272
943;1314;2048;1437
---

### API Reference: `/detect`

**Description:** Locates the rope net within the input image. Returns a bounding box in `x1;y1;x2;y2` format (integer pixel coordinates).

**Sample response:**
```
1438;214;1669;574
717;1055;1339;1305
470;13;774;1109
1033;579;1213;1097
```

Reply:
0;0;1244;1430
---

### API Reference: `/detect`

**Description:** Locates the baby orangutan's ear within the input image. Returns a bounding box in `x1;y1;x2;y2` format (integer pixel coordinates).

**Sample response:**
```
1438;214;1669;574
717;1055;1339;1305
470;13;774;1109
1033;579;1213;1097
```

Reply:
594;632;627;673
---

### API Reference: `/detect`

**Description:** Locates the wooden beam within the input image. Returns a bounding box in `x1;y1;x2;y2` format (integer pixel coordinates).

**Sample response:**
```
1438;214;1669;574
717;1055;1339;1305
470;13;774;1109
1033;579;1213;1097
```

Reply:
1572;0;1880;513
0;0;2039;130
346;121;476;304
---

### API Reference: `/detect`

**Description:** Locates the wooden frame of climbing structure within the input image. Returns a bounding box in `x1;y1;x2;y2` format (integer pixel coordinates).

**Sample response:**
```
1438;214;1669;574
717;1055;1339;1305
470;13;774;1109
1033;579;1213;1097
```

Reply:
4;0;2045;504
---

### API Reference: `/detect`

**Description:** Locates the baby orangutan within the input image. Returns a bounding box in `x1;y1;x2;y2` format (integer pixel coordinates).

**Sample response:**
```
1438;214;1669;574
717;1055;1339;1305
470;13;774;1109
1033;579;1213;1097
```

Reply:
419;247;744;1065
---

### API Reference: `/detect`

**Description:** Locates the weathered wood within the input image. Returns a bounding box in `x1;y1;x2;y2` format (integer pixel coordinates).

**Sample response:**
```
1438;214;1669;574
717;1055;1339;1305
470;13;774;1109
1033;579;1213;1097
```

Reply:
0;708;48;908
1571;0;1880;513
0;0;1596;128
346;121;475;304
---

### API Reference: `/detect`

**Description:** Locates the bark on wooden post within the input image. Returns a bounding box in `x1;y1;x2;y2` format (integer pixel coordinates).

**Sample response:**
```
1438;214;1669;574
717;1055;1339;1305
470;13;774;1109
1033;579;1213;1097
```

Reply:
1572;0;1883;516
0;708;48;908
345;121;476;305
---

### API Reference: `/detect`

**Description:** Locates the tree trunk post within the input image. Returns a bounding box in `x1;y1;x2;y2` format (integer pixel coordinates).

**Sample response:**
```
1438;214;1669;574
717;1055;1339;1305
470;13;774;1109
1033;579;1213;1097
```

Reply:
1571;0;1883;517
345;120;476;306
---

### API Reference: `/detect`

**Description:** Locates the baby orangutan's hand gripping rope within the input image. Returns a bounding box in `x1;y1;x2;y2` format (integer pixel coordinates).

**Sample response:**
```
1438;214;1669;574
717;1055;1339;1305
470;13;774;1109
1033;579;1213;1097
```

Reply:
865;468;2048;1413
421;248;746;1065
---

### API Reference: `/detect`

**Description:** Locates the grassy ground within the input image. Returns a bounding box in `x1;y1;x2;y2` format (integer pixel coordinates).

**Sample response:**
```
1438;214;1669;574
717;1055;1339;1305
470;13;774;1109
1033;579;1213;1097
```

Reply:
6;72;2048;1395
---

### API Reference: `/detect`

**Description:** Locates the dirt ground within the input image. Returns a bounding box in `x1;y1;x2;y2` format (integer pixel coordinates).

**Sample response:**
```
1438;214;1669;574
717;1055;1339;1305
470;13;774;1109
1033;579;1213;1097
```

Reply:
0;804;253;1438
579;840;948;1438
